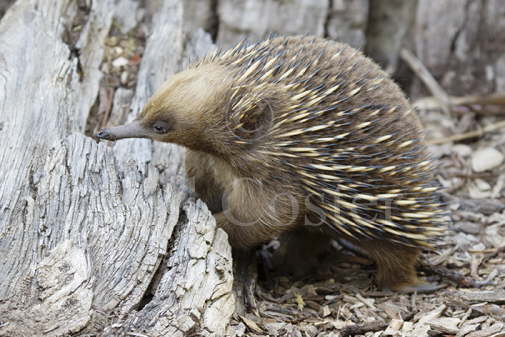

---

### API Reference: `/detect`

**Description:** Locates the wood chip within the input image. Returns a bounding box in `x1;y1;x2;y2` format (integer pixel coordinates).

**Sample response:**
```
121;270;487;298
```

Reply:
383;318;403;335
321;305;331;317
472;148;504;172
457;324;481;337
459;290;505;304
466;322;505;337
417;305;446;325
428;317;460;334
239;315;263;334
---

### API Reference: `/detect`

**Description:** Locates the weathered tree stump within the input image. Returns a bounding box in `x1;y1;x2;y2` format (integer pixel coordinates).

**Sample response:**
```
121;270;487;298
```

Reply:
0;1;233;336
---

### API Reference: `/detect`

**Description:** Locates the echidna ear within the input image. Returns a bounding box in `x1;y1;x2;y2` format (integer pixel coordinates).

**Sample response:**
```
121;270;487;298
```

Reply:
228;87;274;141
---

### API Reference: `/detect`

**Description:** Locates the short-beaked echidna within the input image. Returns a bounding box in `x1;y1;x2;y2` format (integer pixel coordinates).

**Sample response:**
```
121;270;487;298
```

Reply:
96;36;445;290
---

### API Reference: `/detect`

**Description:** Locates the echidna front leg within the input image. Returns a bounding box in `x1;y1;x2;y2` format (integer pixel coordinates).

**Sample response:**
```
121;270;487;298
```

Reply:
213;210;290;249
212;182;303;249
185;150;224;213
213;208;301;313
212;178;304;312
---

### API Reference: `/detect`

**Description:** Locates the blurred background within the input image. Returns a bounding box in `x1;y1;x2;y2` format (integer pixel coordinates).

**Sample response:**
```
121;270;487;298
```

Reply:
180;0;505;100
1;0;498;101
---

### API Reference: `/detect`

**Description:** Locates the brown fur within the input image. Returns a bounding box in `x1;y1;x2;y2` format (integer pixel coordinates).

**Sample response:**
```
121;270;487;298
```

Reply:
346;238;422;290
129;36;445;290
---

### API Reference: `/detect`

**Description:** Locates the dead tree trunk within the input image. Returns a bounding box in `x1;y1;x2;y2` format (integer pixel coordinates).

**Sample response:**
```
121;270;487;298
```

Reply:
0;1;233;336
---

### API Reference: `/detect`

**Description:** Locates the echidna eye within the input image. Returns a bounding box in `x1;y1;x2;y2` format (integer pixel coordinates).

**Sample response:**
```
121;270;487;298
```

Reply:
152;121;169;134
152;120;170;134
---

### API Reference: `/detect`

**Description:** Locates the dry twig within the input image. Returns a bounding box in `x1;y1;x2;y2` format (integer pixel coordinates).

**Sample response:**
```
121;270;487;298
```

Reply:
450;92;505;106
340;320;389;337
427;120;505;144
414;93;505;115
400;49;450;113
340;312;415;337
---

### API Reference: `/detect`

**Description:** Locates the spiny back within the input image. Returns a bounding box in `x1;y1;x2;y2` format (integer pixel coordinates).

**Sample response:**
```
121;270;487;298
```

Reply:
195;36;444;247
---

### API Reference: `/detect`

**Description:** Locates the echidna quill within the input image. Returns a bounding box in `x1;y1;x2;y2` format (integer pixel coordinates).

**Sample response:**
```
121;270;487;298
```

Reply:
96;36;445;291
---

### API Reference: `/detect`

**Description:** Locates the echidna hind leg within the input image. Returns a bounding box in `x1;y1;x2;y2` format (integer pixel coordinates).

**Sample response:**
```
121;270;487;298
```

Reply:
355;240;422;290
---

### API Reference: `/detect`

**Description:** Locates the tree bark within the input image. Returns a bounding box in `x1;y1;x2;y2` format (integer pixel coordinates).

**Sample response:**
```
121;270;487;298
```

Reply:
365;0;418;74
415;0;505;96
0;1;233;336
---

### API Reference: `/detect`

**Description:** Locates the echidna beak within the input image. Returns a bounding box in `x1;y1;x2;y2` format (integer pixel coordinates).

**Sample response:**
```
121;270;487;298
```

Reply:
95;120;150;141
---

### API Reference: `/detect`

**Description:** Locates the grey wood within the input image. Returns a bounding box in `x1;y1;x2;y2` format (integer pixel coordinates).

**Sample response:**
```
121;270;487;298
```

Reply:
0;0;233;336
217;0;328;49
415;0;505;95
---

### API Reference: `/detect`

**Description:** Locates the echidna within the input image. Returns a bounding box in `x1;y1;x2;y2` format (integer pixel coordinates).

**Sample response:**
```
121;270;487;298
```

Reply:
96;36;445;291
